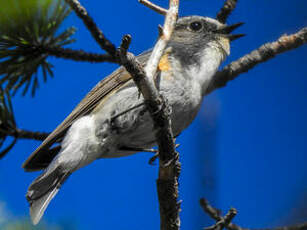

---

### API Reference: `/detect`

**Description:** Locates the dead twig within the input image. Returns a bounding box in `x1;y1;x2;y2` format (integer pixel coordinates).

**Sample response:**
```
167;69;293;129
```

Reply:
200;198;245;230
139;0;168;15
216;0;238;24
64;0;117;56
0;128;49;141
207;27;307;95
38;46;117;63
205;208;237;230
200;198;307;230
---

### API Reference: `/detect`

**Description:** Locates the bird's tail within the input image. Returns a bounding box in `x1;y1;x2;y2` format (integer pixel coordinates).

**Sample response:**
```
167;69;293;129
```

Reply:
26;167;70;225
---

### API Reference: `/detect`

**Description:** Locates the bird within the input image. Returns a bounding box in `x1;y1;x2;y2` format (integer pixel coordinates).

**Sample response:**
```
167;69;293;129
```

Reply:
22;15;244;225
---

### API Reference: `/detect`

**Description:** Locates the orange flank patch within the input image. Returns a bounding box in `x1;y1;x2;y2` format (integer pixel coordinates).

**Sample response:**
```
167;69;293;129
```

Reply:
158;53;171;72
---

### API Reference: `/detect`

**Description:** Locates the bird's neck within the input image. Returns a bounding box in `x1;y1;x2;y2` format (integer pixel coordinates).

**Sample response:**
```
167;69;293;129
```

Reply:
186;44;228;95
168;39;229;95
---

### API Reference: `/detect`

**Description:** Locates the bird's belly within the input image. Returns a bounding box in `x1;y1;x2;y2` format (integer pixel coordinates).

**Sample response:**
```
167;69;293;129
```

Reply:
114;82;202;150
93;77;202;158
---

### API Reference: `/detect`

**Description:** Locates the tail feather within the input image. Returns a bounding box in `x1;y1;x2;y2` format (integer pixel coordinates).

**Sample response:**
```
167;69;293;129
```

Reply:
26;167;70;225
30;187;60;225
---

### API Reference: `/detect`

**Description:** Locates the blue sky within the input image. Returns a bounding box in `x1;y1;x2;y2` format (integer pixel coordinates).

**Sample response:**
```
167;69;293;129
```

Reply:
0;0;306;229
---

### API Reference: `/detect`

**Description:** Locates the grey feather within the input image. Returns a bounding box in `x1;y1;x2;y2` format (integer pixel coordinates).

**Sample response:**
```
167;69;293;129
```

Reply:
30;186;60;225
27;168;70;225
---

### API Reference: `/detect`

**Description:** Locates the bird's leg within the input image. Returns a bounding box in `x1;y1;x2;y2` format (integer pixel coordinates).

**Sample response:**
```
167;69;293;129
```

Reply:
119;146;158;153
148;142;180;165
118;146;159;165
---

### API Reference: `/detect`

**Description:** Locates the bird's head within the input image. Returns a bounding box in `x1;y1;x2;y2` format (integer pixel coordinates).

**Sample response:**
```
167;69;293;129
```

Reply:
168;15;244;66
166;16;244;94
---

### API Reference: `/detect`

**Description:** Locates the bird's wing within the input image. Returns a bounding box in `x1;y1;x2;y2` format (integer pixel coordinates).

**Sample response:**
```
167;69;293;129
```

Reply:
22;51;151;171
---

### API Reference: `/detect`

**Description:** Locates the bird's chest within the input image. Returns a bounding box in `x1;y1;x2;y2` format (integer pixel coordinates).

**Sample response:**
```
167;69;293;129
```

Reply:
122;72;202;145
95;70;203;150
159;72;203;136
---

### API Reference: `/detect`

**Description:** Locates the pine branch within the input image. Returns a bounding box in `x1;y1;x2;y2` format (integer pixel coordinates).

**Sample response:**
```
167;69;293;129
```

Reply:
0;87;17;159
0;128;50;159
37;46;117;63
0;0;76;96
64;0;117;57
15;129;49;141
207;27;307;95
216;0;238;24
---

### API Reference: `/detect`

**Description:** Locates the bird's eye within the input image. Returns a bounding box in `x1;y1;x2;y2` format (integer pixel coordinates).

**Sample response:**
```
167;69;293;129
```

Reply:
189;21;203;32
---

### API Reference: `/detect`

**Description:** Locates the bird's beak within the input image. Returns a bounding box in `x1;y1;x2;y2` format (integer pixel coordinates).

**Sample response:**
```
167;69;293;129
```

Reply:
227;33;246;41
216;22;245;41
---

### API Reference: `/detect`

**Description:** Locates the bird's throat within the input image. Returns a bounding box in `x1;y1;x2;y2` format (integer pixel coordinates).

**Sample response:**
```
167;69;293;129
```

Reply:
188;44;227;95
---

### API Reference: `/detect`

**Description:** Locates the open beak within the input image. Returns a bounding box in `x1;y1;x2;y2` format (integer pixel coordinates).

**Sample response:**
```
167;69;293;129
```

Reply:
217;22;245;41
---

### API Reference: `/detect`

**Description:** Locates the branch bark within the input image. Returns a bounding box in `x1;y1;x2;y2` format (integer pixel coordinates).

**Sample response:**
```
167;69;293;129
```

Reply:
216;0;238;24
38;46;117;63
142;1;181;230
15;129;49;141
206;27;307;95
139;0;168;15
1;128;49;141
64;0;117;57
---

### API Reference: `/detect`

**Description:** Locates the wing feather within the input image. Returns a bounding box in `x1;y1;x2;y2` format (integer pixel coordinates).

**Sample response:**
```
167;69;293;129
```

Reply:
22;51;151;171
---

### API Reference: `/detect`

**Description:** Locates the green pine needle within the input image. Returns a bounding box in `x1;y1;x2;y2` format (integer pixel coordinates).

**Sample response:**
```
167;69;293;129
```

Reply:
0;86;17;158
0;0;76;96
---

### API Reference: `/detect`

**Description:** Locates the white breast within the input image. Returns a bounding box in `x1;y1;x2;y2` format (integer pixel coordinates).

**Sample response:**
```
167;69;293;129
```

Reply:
186;42;227;95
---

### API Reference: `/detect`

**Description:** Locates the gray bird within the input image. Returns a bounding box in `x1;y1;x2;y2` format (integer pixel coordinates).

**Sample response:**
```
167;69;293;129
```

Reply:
22;15;244;225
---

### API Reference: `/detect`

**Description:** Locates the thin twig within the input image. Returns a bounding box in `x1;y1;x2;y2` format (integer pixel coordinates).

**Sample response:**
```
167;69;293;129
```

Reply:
139;0;168;15
0;128;49;141
200;198;245;230
205;208;237;230
200;198;307;230
0;128;49;159
64;0;117;57
39;46;117;63
200;198;222;221
15;129;49;141
207;27;307;95
216;0;238;24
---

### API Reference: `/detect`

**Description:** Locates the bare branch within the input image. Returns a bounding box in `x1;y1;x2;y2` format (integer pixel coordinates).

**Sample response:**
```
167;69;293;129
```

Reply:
216;0;238;24
207;27;307;95
3;128;49;141
200;198;222;221
120;0;180;229
139;0;168;15
205;208;237;230
0;128;49;159
137;1;181;229
15;129;49;141
64;0;117;57
39;46;117;63
200;198;307;230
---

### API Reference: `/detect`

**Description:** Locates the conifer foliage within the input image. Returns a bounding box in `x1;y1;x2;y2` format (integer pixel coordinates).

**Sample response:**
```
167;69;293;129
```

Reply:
0;0;75;96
